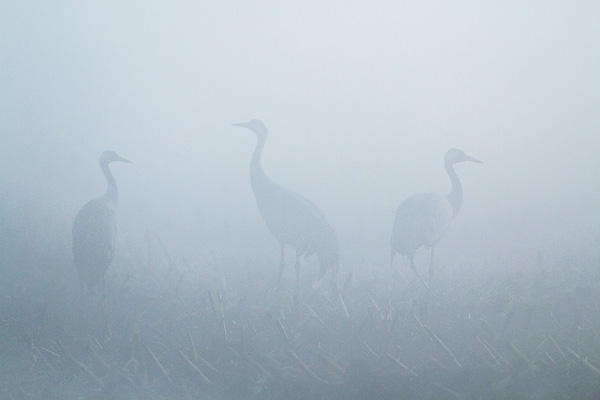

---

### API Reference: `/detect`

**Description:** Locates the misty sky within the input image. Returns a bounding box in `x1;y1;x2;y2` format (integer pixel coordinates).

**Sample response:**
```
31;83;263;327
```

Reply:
1;2;599;279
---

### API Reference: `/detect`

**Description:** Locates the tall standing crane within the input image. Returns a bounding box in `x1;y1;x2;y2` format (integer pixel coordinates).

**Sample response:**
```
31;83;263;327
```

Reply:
72;150;131;294
232;120;338;288
391;148;482;289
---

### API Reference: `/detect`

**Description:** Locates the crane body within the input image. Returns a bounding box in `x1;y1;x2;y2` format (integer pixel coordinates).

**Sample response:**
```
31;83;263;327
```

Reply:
391;192;453;256
391;148;481;289
73;150;131;295
232;120;338;287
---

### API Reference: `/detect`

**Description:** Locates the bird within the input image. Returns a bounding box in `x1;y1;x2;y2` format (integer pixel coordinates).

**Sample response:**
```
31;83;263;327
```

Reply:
231;119;339;288
72;150;131;295
390;148;482;289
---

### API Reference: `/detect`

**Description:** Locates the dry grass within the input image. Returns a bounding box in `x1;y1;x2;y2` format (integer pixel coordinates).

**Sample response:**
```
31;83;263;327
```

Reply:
1;240;600;400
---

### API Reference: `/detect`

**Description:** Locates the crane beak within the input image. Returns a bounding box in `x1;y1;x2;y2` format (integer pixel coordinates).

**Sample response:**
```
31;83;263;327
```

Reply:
231;122;249;128
465;155;483;164
117;155;132;164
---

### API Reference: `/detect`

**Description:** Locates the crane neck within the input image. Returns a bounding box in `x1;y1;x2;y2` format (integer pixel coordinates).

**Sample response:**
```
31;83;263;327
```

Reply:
250;134;270;188
101;161;119;206
445;161;462;217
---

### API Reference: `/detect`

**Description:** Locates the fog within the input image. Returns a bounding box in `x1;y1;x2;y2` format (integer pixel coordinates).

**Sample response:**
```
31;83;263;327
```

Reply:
1;2;599;398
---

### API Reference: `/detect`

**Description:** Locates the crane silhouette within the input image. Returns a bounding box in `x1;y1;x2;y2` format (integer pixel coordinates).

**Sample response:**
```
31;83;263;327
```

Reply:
72;150;131;295
232;120;339;288
390;148;482;289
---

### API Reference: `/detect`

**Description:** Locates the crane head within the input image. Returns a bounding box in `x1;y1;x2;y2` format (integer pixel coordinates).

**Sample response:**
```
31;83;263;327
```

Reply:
231;119;268;139
99;150;132;166
444;148;482;165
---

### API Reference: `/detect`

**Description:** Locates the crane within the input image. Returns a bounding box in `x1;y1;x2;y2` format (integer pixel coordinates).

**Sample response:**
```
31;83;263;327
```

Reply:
72;150;131;295
390;148;482;290
231;119;339;288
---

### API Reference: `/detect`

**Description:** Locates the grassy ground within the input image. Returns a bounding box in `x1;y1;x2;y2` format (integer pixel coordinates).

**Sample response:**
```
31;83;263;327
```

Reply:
1;241;600;400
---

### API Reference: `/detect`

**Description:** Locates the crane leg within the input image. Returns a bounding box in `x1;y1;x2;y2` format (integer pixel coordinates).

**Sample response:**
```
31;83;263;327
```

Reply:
428;245;436;283
409;254;431;292
100;277;106;295
390;251;402;283
294;257;301;290
277;242;285;286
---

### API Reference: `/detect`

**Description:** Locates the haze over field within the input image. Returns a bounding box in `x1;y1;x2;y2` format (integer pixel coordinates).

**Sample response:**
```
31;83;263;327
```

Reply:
1;2;600;399
2;2;598;285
